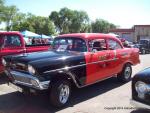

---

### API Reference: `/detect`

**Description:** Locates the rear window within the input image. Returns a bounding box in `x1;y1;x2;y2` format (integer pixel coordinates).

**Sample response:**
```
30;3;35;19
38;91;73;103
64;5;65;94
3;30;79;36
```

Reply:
3;35;21;47
88;39;107;51
108;39;122;50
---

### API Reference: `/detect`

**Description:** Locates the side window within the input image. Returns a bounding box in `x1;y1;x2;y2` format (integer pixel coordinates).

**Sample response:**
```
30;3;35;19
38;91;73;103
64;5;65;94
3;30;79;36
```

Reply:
108;39;122;50
73;39;87;52
4;35;21;47
89;39;107;52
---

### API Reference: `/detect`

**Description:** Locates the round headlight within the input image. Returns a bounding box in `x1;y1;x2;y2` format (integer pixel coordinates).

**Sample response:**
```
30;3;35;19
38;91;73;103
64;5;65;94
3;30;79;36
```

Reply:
135;81;148;94
2;58;7;66
28;65;36;75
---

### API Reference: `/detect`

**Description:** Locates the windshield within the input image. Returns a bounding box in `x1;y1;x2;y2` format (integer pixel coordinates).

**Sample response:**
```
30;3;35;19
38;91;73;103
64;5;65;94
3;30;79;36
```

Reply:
53;37;87;52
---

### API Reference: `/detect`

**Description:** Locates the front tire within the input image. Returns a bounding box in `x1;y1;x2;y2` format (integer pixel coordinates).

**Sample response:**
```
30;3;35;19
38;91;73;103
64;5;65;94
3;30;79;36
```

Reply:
49;79;71;108
117;63;132;82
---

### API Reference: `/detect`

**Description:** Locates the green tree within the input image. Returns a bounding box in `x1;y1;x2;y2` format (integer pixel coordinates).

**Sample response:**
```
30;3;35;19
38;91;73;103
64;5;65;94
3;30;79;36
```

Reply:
2;5;18;31
50;7;73;33
91;19;117;33
69;10;89;33
12;13;56;35
49;7;90;34
0;0;5;13
42;18;55;35
12;12;29;31
0;0;5;23
49;11;61;32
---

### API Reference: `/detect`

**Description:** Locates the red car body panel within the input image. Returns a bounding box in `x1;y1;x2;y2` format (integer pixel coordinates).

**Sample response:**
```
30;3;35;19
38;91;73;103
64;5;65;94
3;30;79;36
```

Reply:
59;33;140;85
0;32;50;73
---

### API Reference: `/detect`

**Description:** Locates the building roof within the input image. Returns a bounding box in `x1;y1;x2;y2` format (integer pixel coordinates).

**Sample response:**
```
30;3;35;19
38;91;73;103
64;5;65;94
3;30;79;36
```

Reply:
109;25;150;33
109;29;134;32
134;25;150;27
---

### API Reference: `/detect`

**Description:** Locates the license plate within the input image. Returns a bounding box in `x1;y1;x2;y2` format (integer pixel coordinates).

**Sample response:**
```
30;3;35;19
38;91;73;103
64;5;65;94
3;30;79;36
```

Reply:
8;82;23;92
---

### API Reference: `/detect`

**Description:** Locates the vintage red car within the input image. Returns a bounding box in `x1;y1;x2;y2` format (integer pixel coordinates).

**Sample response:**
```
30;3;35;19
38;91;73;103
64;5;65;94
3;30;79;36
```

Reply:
0;32;50;74
3;33;140;107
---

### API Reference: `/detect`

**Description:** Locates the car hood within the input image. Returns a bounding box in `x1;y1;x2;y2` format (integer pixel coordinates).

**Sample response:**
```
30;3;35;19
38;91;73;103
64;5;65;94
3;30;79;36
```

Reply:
5;50;86;74
10;50;67;63
133;67;150;83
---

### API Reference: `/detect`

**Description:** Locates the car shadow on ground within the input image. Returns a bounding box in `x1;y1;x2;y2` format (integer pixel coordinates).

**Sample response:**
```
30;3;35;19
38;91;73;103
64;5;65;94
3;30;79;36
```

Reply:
131;109;150;113
0;77;129;113
0;73;7;85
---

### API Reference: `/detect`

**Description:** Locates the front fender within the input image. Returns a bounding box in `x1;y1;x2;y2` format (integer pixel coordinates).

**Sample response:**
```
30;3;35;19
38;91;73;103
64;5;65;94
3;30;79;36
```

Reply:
44;70;83;88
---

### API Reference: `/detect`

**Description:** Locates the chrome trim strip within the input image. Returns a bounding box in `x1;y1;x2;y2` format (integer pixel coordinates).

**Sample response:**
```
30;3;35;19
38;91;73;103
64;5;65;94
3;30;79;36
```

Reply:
10;71;35;79
44;58;119;74
13;80;50;90
66;70;117;88
14;80;33;87
130;99;150;109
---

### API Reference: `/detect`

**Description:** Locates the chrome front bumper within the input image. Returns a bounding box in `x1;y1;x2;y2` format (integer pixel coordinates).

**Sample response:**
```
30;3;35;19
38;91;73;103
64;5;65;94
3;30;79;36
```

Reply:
130;99;150;109
5;70;50;90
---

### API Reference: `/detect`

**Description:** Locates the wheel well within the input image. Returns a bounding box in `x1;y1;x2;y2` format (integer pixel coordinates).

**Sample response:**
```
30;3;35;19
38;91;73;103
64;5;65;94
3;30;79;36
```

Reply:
125;62;133;66
122;62;133;70
118;62;132;75
49;73;76;88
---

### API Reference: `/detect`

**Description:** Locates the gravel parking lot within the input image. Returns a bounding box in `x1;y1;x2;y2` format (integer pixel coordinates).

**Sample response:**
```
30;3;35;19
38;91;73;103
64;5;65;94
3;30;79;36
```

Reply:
0;54;150;113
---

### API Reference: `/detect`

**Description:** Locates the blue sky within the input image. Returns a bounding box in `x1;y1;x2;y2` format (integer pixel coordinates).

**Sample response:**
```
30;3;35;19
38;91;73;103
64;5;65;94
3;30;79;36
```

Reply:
4;0;150;28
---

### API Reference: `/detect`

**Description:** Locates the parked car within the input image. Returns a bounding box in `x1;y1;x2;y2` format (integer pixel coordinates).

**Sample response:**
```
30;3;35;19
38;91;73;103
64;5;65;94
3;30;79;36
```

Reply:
0;32;51;74
136;39;150;54
123;41;139;48
131;67;150;109
3;33;140;107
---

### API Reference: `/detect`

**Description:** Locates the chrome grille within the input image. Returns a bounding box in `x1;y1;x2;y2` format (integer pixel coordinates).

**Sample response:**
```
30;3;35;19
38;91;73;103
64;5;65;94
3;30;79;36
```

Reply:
12;73;31;84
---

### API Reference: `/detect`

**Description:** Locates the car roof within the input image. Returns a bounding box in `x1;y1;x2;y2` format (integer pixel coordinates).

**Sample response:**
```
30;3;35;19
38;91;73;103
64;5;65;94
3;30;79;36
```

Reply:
58;33;119;40
57;33;123;47
0;31;21;35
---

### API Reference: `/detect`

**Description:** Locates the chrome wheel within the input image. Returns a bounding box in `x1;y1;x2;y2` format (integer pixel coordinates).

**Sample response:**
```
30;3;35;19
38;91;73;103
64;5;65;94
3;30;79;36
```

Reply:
124;66;131;80
117;64;132;82
142;49;146;54
49;79;71;107
59;84;70;104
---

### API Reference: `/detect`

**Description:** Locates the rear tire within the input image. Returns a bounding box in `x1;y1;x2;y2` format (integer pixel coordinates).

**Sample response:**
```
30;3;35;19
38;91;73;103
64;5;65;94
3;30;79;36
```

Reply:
117;63;132;82
141;49;146;54
49;79;71;108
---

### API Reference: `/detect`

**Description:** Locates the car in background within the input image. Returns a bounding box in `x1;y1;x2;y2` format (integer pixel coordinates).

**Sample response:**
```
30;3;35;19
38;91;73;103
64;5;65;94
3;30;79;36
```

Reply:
136;39;150;54
131;67;150;109
0;32;50;74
